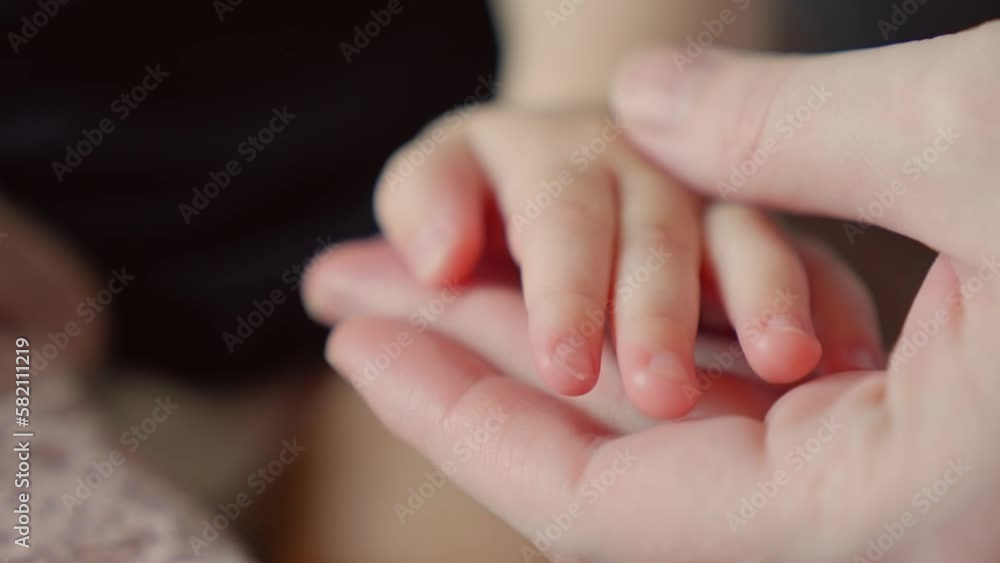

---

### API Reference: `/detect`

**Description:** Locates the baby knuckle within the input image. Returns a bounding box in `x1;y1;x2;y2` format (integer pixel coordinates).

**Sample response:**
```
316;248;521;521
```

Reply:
550;197;613;233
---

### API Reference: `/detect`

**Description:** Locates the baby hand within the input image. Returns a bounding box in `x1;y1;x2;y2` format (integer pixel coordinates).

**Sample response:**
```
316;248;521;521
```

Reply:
375;105;877;417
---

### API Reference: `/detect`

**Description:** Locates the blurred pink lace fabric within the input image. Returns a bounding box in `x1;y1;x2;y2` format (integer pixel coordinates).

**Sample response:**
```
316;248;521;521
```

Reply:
1;376;253;563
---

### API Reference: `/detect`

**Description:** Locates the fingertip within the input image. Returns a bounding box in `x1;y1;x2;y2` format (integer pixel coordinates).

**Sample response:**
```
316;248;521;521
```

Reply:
535;338;601;396
610;46;714;134
410;216;484;286
746;330;823;384
375;136;488;287
302;244;366;325
324;317;364;372
405;222;452;283
619;349;699;419
626;375;698;420
301;238;413;325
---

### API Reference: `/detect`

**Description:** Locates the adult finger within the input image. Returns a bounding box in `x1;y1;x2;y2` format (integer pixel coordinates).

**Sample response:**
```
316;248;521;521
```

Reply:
612;22;1000;263
327;316;770;562
327;315;615;538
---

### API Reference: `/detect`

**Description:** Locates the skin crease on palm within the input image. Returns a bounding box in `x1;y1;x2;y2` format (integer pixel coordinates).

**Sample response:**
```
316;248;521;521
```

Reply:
305;21;1000;563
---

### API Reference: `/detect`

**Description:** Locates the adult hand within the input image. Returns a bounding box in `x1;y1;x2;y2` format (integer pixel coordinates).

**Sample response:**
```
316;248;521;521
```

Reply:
312;21;1000;563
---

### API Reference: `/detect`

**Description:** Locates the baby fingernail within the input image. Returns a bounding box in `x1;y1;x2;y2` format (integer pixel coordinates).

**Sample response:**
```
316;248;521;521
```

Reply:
553;340;595;382
766;315;810;337
645;351;689;384
409;220;450;281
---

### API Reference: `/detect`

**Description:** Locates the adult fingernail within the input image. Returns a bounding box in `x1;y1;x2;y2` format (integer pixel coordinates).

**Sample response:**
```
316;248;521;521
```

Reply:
613;49;712;131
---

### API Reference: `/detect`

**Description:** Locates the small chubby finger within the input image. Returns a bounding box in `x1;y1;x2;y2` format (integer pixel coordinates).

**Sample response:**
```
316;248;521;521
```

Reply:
612;153;703;418
705;204;822;384
499;169;618;396
374;130;488;284
304;238;781;429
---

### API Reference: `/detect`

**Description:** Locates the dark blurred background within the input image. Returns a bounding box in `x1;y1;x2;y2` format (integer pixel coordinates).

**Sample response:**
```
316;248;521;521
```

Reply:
0;1;498;383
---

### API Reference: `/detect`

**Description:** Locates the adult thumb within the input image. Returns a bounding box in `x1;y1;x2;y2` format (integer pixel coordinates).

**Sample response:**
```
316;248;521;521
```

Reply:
612;21;1000;263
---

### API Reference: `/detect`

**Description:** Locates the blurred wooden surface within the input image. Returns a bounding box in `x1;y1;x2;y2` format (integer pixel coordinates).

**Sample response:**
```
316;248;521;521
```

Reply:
269;377;527;563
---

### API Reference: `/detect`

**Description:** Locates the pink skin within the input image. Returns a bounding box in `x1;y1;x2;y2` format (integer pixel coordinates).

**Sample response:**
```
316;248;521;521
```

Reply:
617;345;698;419
301;236;865;427
746;328;823;384
304;236;882;424
307;22;1000;562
